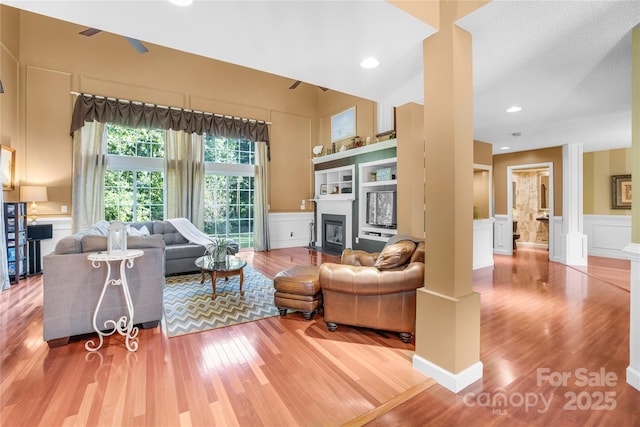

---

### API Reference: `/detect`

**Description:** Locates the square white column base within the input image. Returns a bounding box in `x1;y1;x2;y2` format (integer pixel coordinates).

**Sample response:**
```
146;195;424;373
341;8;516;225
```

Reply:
627;366;640;391
413;354;483;393
564;232;587;266
624;242;640;390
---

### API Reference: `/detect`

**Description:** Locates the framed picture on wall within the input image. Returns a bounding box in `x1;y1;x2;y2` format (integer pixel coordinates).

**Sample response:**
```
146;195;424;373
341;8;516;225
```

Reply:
1;145;16;190
611;174;631;209
331;106;356;143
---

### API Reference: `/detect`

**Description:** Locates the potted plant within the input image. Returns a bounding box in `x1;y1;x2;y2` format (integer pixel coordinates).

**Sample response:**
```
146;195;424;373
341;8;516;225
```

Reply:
206;237;230;263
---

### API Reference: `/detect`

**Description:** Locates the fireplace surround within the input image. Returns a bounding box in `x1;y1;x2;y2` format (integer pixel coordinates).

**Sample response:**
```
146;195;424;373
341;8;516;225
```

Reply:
314;199;353;253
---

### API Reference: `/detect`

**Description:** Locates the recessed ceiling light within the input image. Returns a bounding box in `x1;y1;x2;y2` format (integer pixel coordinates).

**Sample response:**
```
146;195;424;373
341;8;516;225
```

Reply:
169;0;192;6
360;57;380;69
506;106;522;113
500;146;510;150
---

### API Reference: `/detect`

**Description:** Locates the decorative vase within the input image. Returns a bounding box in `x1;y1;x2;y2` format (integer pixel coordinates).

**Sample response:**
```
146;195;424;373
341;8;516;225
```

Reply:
214;248;227;263
206;238;229;263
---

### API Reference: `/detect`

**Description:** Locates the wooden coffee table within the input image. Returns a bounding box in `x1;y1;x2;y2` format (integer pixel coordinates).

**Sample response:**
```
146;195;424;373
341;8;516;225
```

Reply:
195;255;247;299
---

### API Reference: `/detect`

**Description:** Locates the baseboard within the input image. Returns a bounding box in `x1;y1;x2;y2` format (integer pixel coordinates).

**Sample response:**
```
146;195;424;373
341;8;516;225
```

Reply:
412;354;483;393
627;366;640;391
517;242;548;249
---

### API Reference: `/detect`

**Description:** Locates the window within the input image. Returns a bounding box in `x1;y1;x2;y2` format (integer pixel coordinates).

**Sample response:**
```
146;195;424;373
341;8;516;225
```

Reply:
104;125;165;222
103;126;256;249
204;135;254;164
203;135;255;248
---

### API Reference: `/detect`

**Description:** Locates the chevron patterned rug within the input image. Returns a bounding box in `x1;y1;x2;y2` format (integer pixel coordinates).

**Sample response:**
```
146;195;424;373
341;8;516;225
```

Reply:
162;266;279;337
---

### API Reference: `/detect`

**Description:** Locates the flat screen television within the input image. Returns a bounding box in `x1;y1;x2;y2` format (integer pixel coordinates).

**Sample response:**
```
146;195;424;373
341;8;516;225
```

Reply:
366;191;397;227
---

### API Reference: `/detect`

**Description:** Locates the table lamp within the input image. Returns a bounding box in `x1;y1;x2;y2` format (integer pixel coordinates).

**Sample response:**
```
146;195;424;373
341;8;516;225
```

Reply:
20;186;48;223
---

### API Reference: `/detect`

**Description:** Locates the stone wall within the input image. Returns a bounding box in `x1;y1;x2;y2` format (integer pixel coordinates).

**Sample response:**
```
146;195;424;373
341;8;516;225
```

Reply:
513;170;549;246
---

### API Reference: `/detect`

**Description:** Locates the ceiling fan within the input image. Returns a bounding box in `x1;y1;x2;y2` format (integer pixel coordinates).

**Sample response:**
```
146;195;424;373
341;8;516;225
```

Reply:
79;28;149;54
289;80;329;91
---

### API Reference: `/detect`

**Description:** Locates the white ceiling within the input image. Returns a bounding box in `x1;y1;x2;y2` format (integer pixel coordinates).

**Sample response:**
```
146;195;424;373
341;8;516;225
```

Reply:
4;0;640;154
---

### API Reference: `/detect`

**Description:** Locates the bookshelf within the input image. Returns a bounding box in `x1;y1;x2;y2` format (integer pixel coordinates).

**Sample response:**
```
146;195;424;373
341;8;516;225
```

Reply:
4;202;28;284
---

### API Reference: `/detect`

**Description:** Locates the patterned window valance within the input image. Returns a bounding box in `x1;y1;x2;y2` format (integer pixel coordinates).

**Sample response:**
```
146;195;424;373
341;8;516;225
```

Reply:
70;94;270;157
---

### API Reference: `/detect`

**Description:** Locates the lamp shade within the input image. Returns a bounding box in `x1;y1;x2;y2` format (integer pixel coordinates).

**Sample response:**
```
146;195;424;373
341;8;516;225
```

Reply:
20;186;48;202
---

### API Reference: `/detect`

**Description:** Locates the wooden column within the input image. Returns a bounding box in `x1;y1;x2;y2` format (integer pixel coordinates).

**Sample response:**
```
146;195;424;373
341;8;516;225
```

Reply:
410;1;483;392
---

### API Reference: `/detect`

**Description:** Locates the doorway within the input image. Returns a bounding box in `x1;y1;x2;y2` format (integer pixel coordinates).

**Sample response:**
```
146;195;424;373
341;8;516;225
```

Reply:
508;163;553;258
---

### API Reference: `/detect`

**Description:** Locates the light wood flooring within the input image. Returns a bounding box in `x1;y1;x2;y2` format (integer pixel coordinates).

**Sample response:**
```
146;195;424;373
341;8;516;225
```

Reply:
1;247;638;426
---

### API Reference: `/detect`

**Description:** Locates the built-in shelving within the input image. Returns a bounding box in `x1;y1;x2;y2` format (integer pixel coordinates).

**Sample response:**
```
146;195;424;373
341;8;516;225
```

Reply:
358;158;398;242
314;165;355;201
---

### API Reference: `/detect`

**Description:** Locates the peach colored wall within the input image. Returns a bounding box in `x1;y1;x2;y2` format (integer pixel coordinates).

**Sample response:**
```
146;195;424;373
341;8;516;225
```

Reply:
317;91;377;153
0;6;21;201
473;170;490;219
2;5;374;216
473;140;492;165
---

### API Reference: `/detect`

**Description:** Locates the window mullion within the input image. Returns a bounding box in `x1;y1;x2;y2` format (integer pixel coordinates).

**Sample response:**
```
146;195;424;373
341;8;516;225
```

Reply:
132;171;138;223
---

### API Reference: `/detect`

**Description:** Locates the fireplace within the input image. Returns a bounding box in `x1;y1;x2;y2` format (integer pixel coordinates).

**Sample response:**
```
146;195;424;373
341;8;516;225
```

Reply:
315;199;353;251
322;214;346;255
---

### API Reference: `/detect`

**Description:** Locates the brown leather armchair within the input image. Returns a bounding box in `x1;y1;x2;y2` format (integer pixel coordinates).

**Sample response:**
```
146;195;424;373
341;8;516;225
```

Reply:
319;236;424;343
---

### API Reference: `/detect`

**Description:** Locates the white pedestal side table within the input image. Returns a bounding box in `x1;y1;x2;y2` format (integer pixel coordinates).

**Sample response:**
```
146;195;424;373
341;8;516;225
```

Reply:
85;249;144;352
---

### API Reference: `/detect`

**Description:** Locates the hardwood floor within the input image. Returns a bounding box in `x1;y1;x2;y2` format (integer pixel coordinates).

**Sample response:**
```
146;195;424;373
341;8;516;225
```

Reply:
1;247;638;426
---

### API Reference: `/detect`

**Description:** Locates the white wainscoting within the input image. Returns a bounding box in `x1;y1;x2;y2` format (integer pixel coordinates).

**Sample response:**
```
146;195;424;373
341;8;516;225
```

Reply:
268;212;314;249
473;218;494;270
584;215;631;260
549;216;563;263
493;215;511;256
36;216;73;256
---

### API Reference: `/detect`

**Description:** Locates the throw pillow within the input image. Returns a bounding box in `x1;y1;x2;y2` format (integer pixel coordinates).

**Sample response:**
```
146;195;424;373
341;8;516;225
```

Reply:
410;241;425;263
127;225;150;236
92;220;111;236
374;240;416;270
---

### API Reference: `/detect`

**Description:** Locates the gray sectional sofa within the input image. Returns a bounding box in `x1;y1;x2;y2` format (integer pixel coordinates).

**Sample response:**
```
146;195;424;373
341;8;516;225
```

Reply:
128;220;210;275
43;232;166;347
42;220;231;347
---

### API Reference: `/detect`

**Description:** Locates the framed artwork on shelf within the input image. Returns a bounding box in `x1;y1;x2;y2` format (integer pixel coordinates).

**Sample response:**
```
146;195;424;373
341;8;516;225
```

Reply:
331;106;356;143
611;174;631;209
376;168;392;182
1;145;15;190
320;184;328;195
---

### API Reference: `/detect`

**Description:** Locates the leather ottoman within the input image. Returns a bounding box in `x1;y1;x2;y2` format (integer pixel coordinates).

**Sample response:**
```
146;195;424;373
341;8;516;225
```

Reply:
274;265;322;320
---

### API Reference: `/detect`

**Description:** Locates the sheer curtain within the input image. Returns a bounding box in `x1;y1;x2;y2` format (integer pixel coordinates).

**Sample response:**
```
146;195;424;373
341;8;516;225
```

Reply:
253;140;270;251
71;121;106;233
0;188;10;292
165;130;205;229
